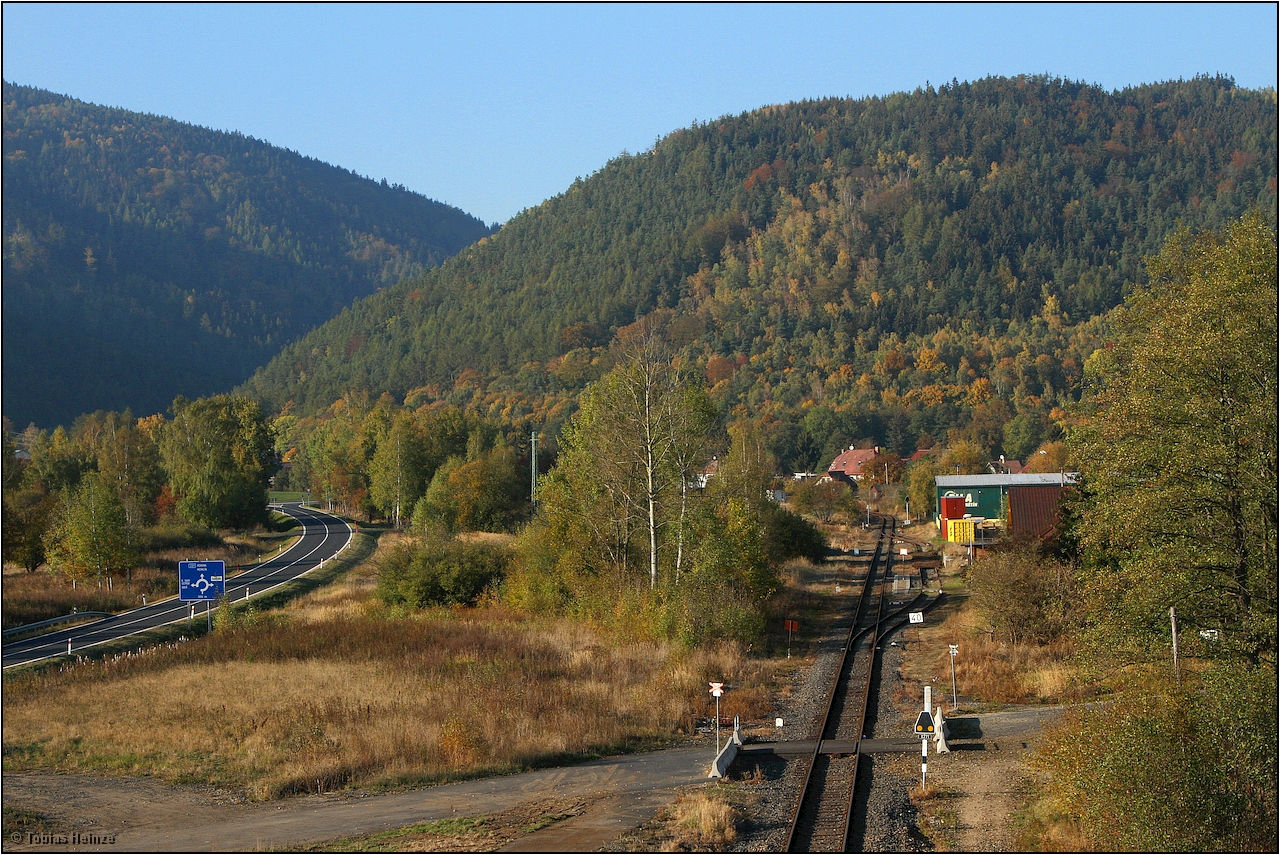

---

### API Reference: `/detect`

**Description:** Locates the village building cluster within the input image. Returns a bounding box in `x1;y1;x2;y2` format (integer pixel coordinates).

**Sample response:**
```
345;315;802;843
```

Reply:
695;440;1079;551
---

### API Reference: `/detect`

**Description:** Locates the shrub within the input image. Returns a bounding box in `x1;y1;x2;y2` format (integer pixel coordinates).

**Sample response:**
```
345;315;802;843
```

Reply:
1030;664;1277;851
762;503;827;564
670;791;740;845
967;545;1074;644
377;535;509;608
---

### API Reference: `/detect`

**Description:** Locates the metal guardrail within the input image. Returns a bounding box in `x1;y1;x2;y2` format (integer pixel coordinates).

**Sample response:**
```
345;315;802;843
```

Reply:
3;611;113;641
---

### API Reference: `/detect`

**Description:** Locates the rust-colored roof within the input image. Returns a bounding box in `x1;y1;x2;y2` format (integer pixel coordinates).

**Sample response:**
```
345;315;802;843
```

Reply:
828;448;877;478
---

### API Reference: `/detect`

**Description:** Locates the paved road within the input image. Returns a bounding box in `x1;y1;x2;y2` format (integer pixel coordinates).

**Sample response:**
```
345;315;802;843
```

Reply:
1;503;351;670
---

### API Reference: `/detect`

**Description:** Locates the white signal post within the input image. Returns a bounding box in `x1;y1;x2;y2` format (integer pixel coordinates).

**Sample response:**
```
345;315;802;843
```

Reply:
709;682;725;754
915;685;936;787
949;645;959;710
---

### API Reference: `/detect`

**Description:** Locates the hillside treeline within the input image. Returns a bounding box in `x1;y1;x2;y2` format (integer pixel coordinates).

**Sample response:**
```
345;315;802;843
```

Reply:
2;82;495;430
243;75;1276;473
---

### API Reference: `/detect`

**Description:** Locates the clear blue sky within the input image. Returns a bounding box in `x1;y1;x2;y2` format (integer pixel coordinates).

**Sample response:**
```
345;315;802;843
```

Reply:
3;3;1276;225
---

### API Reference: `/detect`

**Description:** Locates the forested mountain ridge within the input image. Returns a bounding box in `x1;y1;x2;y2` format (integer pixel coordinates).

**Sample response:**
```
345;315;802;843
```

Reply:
243;75;1276;469
2;82;495;430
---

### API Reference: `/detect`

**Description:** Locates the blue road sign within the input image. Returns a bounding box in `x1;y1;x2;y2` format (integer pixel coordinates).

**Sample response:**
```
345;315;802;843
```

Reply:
179;561;225;601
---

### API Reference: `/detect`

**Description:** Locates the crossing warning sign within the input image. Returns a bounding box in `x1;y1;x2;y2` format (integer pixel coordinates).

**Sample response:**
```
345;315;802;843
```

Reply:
914;709;936;735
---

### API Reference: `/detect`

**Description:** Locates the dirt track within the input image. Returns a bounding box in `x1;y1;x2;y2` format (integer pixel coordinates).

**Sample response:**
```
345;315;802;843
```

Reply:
2;746;713;852
2;708;1066;853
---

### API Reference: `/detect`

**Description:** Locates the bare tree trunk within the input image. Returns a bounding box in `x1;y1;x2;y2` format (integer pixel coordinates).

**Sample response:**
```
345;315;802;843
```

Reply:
675;479;688;583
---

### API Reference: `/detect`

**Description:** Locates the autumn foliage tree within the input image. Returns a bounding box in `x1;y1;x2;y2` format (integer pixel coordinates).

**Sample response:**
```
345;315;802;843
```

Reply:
1033;213;1278;850
159;396;276;529
43;471;138;586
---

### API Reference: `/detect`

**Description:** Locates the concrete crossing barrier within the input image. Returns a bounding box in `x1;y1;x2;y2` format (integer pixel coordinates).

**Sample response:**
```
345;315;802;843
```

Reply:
709;716;744;778
933;706;950;754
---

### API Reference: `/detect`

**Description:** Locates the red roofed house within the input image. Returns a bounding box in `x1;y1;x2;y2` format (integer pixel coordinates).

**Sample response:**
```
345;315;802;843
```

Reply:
828;446;879;485
986;455;1025;475
695;457;720;489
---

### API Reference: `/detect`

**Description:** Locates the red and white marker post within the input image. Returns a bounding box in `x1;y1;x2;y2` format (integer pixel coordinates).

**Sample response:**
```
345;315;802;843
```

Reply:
709;682;725;753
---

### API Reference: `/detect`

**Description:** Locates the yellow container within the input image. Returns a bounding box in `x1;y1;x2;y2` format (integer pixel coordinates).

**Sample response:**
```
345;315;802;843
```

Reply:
947;517;977;543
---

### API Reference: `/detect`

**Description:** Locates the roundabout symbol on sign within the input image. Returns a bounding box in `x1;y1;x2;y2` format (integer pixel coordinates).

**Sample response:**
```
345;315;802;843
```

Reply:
179;561;225;601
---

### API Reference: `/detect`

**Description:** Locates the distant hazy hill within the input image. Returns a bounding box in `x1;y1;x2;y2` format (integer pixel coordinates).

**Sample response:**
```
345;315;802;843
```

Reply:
240;75;1276;451
2;82;494;429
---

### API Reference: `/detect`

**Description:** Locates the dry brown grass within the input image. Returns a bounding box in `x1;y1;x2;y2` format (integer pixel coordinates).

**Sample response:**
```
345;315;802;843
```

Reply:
2;526;814;803
900;590;1082;707
667;791;741;847
1;600;770;800
1;567;167;629
1013;798;1093;853
908;779;942;804
456;531;516;547
278;530;392;624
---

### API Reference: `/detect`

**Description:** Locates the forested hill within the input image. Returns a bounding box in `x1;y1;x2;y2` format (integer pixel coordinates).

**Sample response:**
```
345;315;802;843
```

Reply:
2;82;495;430
242;75;1276;461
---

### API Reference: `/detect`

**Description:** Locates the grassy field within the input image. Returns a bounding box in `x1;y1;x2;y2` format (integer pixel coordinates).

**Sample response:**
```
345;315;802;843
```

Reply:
1;512;1088;855
2;532;819;801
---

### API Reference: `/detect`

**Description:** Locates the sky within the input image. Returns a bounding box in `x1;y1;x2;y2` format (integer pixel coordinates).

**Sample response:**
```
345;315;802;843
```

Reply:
3;3;1276;226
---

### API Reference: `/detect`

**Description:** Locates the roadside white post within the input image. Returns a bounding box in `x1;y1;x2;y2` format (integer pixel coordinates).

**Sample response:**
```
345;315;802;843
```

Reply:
67;638;72;655
709;682;725;755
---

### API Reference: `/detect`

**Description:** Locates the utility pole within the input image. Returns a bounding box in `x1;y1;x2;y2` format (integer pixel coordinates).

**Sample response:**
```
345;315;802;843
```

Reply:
530;430;539;506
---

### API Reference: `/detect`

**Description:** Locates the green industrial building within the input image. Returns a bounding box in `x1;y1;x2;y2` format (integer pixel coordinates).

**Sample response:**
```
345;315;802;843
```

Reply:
934;473;1078;522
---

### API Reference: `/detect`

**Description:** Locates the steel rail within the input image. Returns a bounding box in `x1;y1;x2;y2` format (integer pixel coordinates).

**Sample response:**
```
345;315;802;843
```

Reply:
783;515;947;853
783;514;890;852
836;517;895;848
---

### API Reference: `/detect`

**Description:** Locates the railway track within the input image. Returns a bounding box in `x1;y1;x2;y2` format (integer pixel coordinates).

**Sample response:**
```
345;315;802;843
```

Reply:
783;514;939;853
